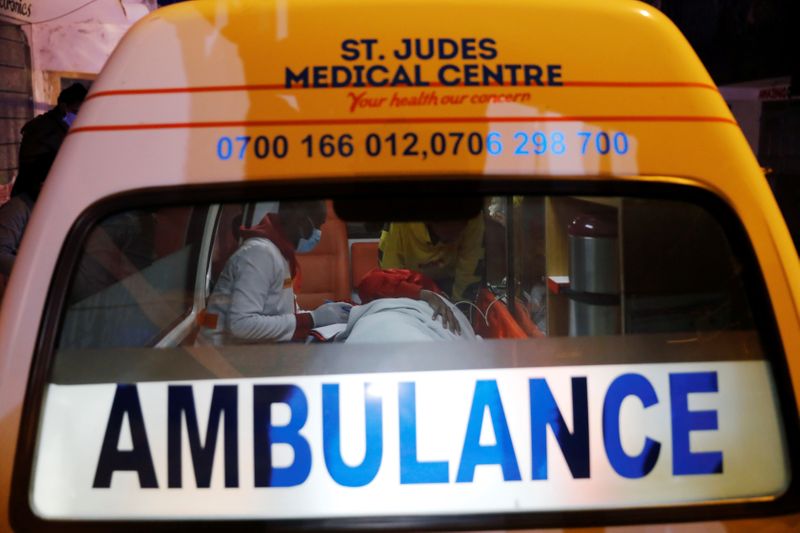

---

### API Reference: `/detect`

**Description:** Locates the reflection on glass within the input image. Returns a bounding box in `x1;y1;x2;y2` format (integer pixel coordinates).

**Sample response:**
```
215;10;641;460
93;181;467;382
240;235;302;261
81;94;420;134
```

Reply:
57;195;755;356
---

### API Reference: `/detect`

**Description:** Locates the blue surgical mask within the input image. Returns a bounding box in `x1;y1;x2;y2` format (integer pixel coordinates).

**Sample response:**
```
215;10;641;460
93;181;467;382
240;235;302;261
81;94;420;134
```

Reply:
63;111;77;128
297;228;322;253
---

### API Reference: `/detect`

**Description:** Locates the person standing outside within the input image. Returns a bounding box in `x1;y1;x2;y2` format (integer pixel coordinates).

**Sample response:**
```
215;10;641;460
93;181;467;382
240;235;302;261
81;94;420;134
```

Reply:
0;83;87;298
12;83;87;199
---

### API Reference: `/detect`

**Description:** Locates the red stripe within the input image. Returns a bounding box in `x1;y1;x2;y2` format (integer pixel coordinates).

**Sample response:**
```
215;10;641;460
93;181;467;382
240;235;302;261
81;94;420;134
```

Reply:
85;80;718;100
86;84;285;99
69;115;736;134
565;81;716;90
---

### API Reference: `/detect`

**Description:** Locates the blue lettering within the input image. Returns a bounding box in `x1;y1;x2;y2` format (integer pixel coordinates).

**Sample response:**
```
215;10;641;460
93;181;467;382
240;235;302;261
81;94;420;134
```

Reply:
253;385;311;487
352;65;366;87
340;39;360;61
366;65;389;87
456;380;521;482
438;38;460;60
462;64;480;86
438;65;461;86
330;66;353;88
548;64;563;86
390;65;413;86
93;384;158;488
523;64;544;86
505;64;522;85
167;385;238;488
312;65;329;87
413;64;429;86
322;384;383;487
399;382;449;484
603;374;660;478
530;377;590;479
670;372;723;475
284;67;309;88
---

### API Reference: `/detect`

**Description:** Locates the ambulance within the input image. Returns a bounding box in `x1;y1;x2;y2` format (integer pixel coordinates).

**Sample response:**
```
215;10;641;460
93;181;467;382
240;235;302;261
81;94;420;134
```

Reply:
0;0;798;530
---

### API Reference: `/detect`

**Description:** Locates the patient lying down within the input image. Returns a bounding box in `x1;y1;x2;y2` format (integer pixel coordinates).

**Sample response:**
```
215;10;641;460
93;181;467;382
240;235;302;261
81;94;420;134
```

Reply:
337;296;477;343
310;268;476;343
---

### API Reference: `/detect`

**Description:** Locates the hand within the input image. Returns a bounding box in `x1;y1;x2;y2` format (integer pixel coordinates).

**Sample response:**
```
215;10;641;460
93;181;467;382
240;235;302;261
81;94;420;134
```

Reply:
419;289;461;335
311;302;352;327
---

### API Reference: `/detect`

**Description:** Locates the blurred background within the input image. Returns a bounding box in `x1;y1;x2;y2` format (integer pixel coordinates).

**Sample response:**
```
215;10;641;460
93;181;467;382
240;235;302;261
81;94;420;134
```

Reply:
645;0;798;249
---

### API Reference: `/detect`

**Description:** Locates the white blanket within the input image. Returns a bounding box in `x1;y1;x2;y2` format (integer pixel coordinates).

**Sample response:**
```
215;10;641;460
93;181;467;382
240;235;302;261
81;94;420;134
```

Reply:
339;297;476;343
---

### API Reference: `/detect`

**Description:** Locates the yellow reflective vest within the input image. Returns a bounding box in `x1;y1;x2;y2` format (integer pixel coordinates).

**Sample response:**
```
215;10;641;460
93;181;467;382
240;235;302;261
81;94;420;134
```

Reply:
378;217;485;301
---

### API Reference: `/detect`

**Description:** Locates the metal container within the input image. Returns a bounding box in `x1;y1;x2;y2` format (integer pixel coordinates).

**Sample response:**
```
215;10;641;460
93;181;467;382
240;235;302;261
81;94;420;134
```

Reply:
567;213;620;336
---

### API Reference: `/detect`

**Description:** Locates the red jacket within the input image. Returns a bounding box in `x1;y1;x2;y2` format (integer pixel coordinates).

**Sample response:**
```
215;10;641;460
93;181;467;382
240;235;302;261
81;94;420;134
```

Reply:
356;268;442;303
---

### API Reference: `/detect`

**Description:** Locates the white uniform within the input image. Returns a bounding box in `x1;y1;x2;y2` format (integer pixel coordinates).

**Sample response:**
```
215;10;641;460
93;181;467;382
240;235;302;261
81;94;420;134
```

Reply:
203;237;301;344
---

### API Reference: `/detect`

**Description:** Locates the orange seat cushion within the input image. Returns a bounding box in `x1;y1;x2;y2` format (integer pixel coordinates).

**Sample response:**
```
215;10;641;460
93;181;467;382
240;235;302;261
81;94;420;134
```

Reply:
351;241;380;288
296;209;350;310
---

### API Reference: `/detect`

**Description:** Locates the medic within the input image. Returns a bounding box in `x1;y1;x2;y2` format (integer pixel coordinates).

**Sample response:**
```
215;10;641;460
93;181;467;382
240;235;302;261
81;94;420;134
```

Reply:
379;214;485;302
201;201;352;344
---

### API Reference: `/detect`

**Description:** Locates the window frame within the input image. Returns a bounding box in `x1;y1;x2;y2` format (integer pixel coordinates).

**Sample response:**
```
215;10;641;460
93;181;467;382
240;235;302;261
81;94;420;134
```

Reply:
11;178;800;531
155;204;220;347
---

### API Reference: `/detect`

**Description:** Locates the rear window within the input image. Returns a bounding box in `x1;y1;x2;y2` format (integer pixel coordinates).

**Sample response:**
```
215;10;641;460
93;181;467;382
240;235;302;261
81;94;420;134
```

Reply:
56;195;756;349
20;186;794;527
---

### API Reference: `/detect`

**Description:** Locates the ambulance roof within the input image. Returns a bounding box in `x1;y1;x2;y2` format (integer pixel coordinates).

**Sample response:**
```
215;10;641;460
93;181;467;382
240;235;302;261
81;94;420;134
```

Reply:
61;0;745;190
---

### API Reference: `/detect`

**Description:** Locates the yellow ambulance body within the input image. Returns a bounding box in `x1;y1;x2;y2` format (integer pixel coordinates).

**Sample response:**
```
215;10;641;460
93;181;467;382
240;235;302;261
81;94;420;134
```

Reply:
0;0;798;530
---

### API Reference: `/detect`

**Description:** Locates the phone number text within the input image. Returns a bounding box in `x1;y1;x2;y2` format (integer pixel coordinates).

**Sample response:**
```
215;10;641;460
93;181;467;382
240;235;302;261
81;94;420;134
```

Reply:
216;131;630;160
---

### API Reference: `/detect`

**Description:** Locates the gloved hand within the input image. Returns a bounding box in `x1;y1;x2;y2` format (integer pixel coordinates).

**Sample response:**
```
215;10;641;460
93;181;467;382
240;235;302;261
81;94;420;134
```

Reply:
311;302;352;327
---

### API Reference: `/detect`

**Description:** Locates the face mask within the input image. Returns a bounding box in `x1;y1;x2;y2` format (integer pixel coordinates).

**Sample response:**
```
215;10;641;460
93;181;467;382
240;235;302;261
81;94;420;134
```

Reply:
63;111;77;128
297;228;322;253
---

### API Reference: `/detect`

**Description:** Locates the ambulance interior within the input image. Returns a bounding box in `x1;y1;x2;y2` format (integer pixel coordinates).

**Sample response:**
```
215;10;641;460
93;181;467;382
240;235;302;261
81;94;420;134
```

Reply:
53;192;761;368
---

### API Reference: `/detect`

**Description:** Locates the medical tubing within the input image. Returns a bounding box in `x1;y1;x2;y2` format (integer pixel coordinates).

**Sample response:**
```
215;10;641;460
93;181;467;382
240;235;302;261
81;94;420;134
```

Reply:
455;300;490;326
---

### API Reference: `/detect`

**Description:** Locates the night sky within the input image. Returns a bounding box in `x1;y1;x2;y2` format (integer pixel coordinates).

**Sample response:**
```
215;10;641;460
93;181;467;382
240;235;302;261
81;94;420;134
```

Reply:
649;0;795;86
